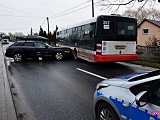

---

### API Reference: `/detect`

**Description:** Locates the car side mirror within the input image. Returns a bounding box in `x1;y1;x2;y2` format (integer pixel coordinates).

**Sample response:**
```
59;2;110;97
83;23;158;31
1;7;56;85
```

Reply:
135;91;148;107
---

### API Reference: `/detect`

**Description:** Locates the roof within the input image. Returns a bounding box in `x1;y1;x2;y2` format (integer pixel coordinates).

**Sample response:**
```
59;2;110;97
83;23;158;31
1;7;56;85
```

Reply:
16;35;48;41
58;17;97;31
58;15;136;31
138;19;160;28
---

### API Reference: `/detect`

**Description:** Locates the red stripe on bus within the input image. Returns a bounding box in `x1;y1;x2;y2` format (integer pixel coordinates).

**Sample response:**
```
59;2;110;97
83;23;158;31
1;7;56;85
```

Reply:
77;50;137;63
94;54;137;62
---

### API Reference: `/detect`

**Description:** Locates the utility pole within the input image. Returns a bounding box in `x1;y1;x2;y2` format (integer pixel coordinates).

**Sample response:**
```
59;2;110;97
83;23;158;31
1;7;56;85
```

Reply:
47;17;50;45
92;0;94;17
31;27;32;35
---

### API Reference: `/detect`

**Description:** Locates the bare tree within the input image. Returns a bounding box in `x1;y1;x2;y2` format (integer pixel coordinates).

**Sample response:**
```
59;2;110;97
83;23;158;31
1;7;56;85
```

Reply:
122;8;160;24
146;35;160;46
96;0;136;14
96;0;159;18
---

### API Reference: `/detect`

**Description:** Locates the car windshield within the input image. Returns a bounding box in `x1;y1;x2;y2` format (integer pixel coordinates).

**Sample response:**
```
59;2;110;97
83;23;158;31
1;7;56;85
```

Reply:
34;42;52;48
44;43;52;47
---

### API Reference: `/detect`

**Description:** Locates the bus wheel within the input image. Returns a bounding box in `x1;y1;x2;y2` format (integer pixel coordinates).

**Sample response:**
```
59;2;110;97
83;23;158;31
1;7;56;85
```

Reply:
73;50;78;61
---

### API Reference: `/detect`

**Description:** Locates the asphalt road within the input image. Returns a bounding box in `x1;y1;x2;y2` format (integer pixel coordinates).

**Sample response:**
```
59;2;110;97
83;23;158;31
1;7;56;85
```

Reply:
2;43;156;120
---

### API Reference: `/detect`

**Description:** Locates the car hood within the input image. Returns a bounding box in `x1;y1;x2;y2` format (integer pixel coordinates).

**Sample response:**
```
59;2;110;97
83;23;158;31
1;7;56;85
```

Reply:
101;78;127;87
101;71;150;87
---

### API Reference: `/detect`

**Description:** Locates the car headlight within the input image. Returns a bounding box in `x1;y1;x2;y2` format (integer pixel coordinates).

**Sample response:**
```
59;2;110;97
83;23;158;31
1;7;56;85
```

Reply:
96;83;110;91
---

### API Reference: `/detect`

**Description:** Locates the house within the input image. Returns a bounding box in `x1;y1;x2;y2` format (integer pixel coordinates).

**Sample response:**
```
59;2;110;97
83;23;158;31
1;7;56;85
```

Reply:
137;19;160;46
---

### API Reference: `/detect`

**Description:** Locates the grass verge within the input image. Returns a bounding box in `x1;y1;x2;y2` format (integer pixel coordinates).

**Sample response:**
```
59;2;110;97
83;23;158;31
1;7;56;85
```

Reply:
128;61;160;69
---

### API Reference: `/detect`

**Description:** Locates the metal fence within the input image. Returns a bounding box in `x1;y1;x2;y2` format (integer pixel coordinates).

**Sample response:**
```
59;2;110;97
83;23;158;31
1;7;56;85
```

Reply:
137;46;160;62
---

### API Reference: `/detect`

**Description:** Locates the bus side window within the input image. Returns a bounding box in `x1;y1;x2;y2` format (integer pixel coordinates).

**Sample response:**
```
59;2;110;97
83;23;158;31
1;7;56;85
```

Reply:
90;22;96;39
84;23;95;40
84;24;90;40
57;32;59;35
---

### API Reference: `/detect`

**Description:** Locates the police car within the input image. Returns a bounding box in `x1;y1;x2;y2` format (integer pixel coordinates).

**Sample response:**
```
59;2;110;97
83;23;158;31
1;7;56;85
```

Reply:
94;70;160;120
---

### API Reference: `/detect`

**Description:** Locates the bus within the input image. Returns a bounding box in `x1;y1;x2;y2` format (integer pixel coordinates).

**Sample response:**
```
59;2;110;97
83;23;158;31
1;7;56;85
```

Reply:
56;15;137;63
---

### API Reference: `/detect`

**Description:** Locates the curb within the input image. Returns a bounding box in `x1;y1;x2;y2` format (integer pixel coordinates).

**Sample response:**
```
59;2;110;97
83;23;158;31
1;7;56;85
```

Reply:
1;44;17;120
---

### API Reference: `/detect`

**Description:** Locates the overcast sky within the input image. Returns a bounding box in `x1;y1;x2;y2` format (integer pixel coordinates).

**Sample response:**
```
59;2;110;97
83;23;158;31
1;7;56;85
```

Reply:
0;0;159;35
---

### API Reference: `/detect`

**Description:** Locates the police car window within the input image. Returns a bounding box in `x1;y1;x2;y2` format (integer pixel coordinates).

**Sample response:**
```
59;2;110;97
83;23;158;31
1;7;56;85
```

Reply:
24;42;34;47
130;81;153;95
149;84;160;106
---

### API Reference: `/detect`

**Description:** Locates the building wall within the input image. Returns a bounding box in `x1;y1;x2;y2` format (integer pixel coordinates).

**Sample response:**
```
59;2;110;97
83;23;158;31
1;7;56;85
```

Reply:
137;21;160;46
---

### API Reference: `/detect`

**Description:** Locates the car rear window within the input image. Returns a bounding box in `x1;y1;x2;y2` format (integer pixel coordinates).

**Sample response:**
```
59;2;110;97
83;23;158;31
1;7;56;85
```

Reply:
13;42;24;46
23;42;34;47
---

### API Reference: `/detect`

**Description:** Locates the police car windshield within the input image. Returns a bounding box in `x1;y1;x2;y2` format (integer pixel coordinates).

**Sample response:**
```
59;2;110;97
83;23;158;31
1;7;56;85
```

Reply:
128;70;160;82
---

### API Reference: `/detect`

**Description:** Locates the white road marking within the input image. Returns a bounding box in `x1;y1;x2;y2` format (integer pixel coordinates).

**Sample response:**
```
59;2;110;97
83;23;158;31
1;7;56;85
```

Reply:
77;68;107;80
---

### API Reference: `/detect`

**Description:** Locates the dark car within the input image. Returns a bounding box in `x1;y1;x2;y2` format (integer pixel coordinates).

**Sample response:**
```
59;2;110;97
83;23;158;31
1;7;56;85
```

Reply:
5;40;72;62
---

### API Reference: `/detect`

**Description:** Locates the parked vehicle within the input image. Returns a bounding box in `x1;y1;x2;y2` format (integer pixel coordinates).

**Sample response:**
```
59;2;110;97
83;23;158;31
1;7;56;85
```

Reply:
5;36;72;62
94;70;160;120
1;35;9;44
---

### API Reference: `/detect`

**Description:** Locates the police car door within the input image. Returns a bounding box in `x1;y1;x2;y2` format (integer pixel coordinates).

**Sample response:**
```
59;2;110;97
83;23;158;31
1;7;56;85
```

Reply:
129;80;160;120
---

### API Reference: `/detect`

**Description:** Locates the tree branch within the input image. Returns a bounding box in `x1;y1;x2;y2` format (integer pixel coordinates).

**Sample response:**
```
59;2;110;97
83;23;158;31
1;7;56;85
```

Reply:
97;0;135;6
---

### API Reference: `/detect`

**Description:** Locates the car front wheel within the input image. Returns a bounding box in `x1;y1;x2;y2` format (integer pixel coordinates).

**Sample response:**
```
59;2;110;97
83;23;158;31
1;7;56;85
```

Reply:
96;102;119;120
55;52;63;60
14;53;23;62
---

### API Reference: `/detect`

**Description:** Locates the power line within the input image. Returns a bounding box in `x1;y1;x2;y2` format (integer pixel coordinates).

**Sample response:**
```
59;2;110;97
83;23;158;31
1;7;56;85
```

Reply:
0;27;30;31
40;19;47;27
49;0;91;18
0;1;93;19
113;0;125;13
97;0;135;6
0;1;97;33
31;18;48;33
50;5;91;19
50;1;100;19
137;0;149;12
0;4;45;18
0;13;44;18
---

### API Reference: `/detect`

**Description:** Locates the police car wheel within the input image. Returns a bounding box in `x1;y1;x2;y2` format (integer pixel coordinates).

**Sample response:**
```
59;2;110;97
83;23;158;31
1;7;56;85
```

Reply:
96;102;119;120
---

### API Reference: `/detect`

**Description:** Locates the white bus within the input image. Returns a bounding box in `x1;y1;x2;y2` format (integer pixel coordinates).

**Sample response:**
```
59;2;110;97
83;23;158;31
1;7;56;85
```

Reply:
57;15;137;63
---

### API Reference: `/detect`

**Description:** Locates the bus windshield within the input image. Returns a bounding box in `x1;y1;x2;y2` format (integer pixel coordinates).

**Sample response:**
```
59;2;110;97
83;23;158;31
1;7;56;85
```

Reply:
98;19;137;37
118;22;136;35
